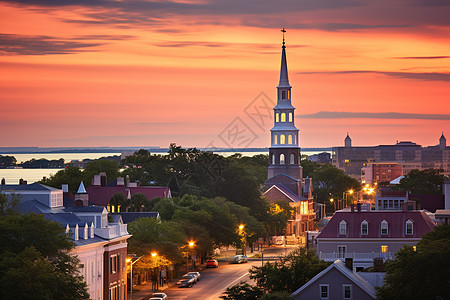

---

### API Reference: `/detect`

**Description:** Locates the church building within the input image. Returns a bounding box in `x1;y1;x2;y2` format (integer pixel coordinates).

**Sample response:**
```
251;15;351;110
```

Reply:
263;30;316;238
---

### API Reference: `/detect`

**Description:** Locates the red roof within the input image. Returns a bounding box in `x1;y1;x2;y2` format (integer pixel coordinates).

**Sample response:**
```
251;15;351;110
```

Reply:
317;210;435;239
86;185;171;206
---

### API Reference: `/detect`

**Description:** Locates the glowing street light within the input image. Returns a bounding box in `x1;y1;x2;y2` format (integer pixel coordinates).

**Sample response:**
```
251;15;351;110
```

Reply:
151;252;157;258
239;224;244;230
127;255;142;300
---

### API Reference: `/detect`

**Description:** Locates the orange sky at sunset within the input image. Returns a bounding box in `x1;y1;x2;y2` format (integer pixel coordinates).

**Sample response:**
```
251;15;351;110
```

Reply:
0;0;449;149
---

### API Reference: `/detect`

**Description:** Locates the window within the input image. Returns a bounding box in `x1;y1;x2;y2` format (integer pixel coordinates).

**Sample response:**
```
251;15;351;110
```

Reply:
381;220;388;235
276;113;279;122
280;134;285;144
110;255;118;274
280;154;285;164
282;90;286;99
343;284;352;299
281;113;286;122
290;153;295;164
337;245;346;259
320;284;329;299
288;135;293;144
406;220;413;235
288;90;290;99
289;112;293;122
381;245;388;253
339;220;347;235
361;220;368;235
274;135;278;145
272;154;275;164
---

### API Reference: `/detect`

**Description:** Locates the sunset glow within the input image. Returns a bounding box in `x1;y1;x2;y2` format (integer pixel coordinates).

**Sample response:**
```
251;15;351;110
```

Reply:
0;0;449;148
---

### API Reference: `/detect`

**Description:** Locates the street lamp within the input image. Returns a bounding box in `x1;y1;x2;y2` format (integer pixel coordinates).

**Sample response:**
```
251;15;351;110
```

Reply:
330;198;335;213
126;255;142;300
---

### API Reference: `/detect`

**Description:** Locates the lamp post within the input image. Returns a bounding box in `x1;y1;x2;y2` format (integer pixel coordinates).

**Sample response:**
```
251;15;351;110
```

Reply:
126;255;142;300
238;224;246;255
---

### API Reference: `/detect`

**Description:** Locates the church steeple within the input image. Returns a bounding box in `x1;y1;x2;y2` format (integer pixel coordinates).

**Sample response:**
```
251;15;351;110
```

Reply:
278;28;291;88
268;29;303;182
439;132;446;150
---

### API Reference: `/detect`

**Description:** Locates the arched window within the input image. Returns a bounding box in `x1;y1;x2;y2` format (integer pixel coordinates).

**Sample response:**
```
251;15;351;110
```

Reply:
290;153;295;164
361;220;368;235
289;112;293;122
280;154;285;164
274;135;278;145
280;134;285;144
339;220;347;235
281;113;286;122
276;113;279;122
272;154;275;164
406;220;413;235
288;135;293;144
381;220;388;235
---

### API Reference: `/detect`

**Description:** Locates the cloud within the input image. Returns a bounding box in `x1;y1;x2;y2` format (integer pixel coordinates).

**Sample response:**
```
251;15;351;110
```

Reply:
393;56;450;60
297;111;450;120
0;33;103;55
298;70;450;82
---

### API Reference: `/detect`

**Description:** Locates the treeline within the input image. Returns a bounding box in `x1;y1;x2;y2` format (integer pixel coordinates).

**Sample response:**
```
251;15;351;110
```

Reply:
0;154;120;169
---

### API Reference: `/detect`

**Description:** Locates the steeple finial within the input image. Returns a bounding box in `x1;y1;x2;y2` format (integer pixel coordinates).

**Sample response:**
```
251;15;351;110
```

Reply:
281;28;286;47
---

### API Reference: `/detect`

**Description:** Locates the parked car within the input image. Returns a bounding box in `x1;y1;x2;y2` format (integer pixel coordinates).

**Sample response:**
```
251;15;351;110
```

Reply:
177;274;196;288
206;259;219;268
151;292;168;299
186;271;201;282
231;255;248;264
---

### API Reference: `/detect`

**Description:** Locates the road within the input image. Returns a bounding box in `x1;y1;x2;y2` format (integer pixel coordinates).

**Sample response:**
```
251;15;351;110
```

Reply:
164;247;291;300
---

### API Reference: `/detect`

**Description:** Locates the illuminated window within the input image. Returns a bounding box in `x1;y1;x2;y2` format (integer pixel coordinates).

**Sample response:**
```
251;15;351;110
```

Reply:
276;113;279;122
406;220;413;235
274;135;278;145
339;220;347;235
290;153;295;164
282;90;286;99
289;112;293;122
345;159;350;163
381;245;388;253
361;220;368;235
381;220;388;235
281;113;286;122
413;246;416;251
280;154;285;164
280;134;285;144
288;135;293;144
288;90;290;99
300;201;308;214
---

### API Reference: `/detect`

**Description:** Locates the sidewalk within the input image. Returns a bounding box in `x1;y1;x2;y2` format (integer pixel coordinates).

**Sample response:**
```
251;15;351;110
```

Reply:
128;279;174;300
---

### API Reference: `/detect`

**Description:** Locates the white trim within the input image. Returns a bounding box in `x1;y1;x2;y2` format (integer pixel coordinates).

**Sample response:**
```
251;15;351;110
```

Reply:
263;185;298;202
342;284;352;299
319;284;329;300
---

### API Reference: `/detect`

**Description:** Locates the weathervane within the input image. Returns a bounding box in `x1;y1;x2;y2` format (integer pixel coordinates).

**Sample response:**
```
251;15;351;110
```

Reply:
281;28;286;45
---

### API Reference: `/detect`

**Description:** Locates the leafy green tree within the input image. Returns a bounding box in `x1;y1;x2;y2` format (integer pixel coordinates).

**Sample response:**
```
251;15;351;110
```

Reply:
0;154;17;167
0;193;20;217
376;225;450;300
130;193;148;212
109;193;127;212
300;157;321;178
82;159;120;187
260;292;292;300
0;214;89;299
250;247;330;293
40;165;84;193
398;168;446;194
221;282;264;300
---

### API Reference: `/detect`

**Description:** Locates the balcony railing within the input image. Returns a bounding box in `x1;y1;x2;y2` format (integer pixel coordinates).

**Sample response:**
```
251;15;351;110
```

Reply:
319;251;394;261
95;224;128;239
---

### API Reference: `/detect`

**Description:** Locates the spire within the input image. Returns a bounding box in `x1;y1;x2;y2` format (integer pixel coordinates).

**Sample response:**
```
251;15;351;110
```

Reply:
77;181;87;194
278;28;291;88
440;131;445;139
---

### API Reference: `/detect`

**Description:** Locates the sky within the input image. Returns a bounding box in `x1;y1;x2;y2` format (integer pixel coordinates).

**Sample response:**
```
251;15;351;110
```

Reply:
0;0;449;149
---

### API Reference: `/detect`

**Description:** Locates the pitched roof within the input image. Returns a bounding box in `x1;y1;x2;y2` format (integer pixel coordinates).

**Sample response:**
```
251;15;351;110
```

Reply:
0;182;59;192
264;183;301;202
291;260;377;299
86;185;170;206
317;210;435;239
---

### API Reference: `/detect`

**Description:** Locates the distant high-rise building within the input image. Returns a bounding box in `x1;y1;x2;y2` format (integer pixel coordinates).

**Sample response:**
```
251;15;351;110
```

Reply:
263;29;315;236
333;133;450;178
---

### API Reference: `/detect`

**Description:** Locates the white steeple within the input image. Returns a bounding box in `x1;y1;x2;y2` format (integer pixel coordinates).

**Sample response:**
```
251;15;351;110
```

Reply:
77;181;87;194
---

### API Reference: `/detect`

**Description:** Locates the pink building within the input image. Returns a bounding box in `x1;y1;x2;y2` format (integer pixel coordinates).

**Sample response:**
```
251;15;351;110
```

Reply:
316;206;435;270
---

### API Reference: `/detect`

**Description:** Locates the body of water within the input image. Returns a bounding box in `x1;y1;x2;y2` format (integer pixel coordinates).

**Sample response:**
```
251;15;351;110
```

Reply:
0;150;328;184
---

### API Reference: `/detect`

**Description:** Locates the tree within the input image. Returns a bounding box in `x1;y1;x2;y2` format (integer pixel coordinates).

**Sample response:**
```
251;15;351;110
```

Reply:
376;224;450;300
130;193;148;212
0;154;16;167
0;193;20;217
398;168;446;194
221;282;263;300
109;193;127;212
0;213;89;299
40;165;83;193
82;159;120;187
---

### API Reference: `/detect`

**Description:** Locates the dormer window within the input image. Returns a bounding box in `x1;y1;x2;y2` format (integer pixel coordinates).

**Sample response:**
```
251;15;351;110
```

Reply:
361;220;368;235
381;220;388;235
406;220;413;235
339;220;347;235
282;90;286;99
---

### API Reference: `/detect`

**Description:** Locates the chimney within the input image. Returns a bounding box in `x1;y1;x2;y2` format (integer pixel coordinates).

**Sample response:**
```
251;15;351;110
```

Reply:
19;178;27;185
345;258;353;271
100;172;107;186
61;184;69;193
373;257;384;272
356;202;361;212
117;177;125;186
1;178;5;185
93;175;101;186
